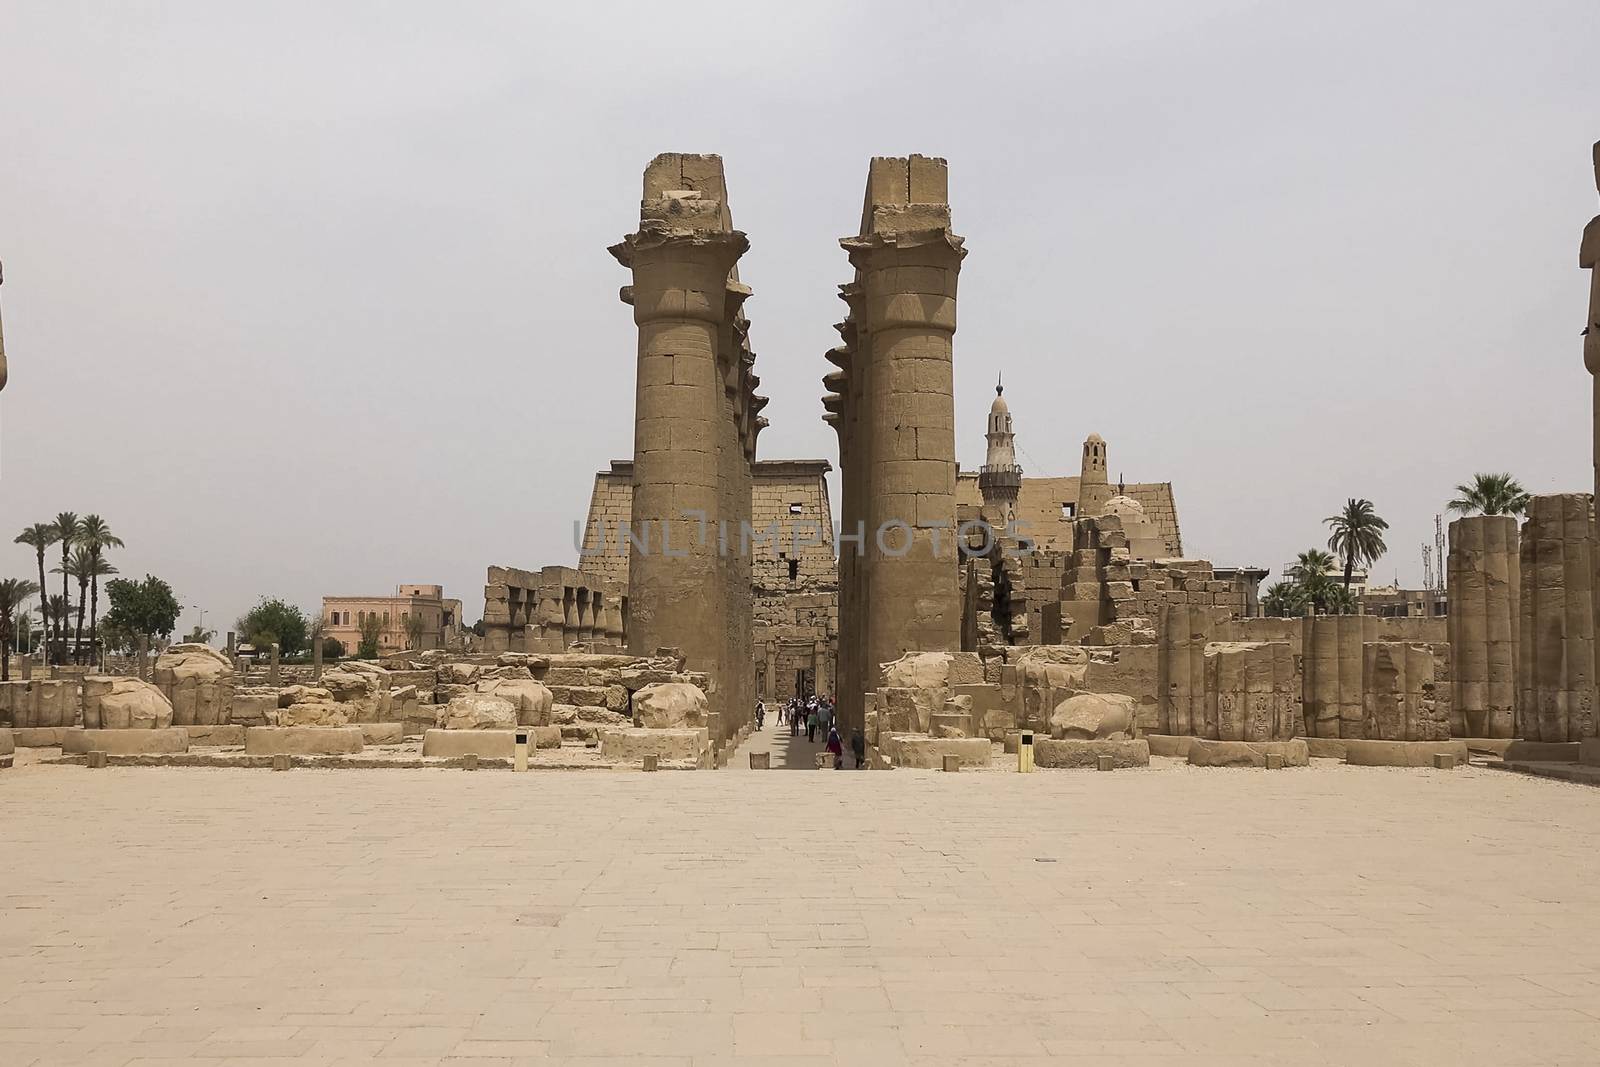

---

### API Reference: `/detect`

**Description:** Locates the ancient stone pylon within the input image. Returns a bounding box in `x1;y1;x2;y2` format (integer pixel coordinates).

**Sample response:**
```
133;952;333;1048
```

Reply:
825;156;965;736
610;154;765;746
1518;493;1598;741
1446;515;1519;738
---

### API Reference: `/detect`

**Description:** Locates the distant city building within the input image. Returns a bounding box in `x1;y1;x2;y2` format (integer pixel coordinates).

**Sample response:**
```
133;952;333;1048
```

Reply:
321;584;462;654
1361;583;1447;618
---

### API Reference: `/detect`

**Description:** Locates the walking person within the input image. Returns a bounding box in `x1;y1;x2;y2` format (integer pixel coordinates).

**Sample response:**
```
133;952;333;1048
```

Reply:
806;705;819;743
826;725;843;770
790;700;800;737
850;728;866;769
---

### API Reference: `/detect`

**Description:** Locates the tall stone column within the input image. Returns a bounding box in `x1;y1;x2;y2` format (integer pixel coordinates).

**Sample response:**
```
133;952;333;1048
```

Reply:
1519;494;1598;741
824;293;866;735
1583;142;1600;503
1447;515;1519;738
840;155;965;707
611;154;752;734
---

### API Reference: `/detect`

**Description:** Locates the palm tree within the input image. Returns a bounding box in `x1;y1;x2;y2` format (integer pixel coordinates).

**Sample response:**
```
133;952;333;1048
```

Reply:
1262;580;1307;618
0;578;41;682
1325;498;1389;590
43;594;70;663
1287;549;1340;614
13;524;59;663
1448;473;1531;517
77;516;123;657
54;546;101;664
50;512;80;656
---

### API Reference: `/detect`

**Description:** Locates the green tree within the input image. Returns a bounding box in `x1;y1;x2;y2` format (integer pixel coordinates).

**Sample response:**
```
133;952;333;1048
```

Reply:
236;597;309;657
182;624;216;645
1286;549;1343;614
13;523;58;663
1324;498;1389;590
322;635;346;660
50;512;80;657
0;578;41;681
1262;580;1307;618
77;515;123;657
101;574;182;654
356;612;383;659
1448;473;1531;517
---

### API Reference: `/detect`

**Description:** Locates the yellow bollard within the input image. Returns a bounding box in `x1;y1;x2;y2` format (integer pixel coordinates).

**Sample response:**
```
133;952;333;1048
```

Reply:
1018;730;1035;773
513;730;530;773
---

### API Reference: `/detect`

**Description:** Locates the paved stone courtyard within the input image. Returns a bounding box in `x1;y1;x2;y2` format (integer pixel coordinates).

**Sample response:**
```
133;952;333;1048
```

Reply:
6;745;1600;1065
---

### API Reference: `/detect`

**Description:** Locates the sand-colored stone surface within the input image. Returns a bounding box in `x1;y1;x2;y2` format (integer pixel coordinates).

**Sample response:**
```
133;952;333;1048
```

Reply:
3;763;1600;1063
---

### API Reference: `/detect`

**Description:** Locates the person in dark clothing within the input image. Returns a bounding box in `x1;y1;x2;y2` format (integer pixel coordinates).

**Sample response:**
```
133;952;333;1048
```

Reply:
850;728;866;769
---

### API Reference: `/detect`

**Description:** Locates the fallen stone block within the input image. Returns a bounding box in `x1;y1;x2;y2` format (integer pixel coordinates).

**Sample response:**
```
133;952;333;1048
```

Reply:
62;728;190;756
1142;734;1193;759
1503;740;1581;763
1304;737;1348;760
13;727;66;748
749;751;770;769
184;724;246;746
1187;738;1310;768
86;750;107;769
1343;739;1470;768
244;726;364;756
881;735;990;770
359;723;405;745
0;729;12;757
422;728;516;758
1034;738;1150;769
597;727;708;765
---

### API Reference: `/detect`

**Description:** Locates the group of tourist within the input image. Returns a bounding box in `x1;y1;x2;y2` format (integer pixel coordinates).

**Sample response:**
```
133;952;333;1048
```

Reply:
756;693;867;769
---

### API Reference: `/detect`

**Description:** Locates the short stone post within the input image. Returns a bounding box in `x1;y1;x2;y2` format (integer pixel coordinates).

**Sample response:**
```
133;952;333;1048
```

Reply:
226;631;236;658
86;750;107;769
135;633;149;682
462;753;479;771
749;751;770;769
642;753;659;772
312;631;323;682
1432;752;1457;770
942;753;960;772
271;753;291;771
1095;754;1114;772
1265;752;1285;770
267;643;280;686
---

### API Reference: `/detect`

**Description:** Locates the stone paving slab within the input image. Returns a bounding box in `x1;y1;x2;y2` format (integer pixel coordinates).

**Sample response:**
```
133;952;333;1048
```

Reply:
4;759;1600;1064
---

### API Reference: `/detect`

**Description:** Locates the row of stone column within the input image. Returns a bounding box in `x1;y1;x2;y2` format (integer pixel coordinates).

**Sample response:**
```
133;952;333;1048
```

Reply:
824;155;965;737
610;154;764;747
1157;606;1296;741
1518;493;1597;741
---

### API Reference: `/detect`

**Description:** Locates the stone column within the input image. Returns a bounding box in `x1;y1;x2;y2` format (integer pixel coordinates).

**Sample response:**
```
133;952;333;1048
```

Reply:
1519;493;1598;741
226;631;236;658
1447;515;1519;738
610;155;749;733
312;628;323;682
840;156;965;702
267;642;280;686
1158;605;1192;735
1582;142;1600;504
764;643;777;702
136;633;149;682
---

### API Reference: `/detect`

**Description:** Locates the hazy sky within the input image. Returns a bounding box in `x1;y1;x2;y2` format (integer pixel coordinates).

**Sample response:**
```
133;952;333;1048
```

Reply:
2;1;1597;638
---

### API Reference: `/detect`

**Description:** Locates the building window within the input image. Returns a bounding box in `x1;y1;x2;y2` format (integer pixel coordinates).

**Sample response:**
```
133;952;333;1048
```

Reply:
788;502;803;515
1061;502;1076;518
788;559;799;582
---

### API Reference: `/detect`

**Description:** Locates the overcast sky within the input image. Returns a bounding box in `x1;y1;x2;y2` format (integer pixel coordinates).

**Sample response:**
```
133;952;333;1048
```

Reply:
2;1;1597;638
